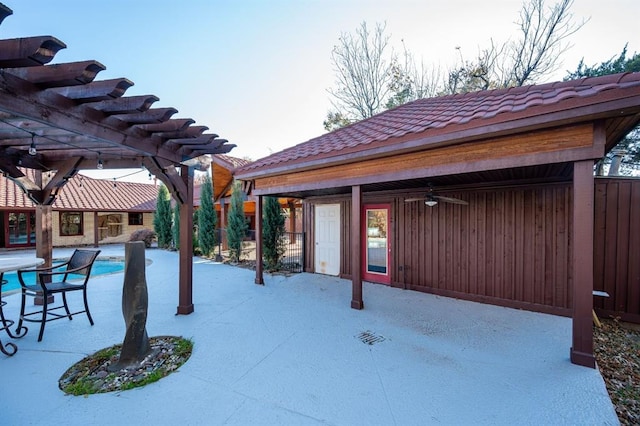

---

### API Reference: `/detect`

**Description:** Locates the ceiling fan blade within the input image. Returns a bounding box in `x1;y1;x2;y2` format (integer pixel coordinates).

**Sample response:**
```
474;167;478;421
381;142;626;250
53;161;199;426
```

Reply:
404;197;427;202
433;195;468;205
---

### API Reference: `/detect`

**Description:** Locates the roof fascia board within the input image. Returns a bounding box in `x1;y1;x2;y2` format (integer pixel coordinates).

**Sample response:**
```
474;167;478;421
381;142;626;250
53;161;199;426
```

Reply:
250;144;601;197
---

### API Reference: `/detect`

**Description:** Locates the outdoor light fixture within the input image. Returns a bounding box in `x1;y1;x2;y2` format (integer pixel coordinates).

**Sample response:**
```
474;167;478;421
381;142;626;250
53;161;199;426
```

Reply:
425;198;438;207
28;134;36;155
97;153;103;169
112;178;117;191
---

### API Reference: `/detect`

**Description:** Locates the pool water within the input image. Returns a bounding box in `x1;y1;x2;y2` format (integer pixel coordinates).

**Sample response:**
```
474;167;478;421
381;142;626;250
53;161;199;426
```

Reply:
1;258;125;293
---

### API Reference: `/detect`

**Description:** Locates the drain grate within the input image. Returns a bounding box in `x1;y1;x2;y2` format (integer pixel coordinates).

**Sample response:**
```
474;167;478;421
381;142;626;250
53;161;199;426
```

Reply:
357;330;385;345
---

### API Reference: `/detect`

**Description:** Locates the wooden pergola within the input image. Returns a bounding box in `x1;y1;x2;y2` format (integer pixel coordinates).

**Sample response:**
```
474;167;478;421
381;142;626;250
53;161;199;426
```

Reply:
0;4;234;314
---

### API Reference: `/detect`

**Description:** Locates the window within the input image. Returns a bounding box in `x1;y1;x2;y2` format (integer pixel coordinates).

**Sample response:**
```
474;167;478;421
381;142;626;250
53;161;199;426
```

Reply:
60;212;83;236
128;213;143;226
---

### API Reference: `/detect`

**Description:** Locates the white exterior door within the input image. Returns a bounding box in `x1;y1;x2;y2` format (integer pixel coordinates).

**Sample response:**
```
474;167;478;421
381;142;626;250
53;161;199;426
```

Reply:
314;204;340;276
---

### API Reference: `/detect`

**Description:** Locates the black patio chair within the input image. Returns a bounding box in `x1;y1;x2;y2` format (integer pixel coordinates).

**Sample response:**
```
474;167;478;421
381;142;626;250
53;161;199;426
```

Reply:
16;249;101;342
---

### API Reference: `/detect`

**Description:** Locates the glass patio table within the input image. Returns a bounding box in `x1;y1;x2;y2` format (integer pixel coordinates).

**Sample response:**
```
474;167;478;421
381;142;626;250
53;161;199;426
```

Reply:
0;256;44;355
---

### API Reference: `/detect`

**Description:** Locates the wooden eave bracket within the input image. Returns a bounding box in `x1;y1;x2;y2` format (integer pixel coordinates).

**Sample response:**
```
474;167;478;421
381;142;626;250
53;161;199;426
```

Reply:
146;157;188;204
214;177;234;202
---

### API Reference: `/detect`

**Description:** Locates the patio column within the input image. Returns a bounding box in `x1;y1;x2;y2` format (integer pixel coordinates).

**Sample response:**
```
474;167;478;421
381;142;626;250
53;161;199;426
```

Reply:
288;200;296;244
34;205;53;305
351;185;363;309
177;165;194;315
570;160;595;368
255;195;264;285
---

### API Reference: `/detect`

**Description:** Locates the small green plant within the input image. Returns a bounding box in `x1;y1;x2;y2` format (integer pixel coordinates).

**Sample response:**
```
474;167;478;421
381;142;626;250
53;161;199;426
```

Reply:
64;378;97;396
174;337;193;357
59;336;193;395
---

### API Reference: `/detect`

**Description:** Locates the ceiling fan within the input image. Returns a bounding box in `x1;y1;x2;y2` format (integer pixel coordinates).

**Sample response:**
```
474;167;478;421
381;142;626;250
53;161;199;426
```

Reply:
405;186;468;207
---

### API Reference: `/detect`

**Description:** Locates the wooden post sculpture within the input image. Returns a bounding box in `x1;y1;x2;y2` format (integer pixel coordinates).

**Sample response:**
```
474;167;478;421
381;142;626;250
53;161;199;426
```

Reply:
109;241;151;371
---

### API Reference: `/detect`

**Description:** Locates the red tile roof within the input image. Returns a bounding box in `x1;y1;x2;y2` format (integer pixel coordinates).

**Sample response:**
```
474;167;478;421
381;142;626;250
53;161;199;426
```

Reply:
237;73;640;176
213;154;252;170
0;173;157;211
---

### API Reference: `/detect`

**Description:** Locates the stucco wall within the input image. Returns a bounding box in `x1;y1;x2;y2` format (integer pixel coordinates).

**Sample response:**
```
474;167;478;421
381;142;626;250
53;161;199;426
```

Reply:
52;211;154;247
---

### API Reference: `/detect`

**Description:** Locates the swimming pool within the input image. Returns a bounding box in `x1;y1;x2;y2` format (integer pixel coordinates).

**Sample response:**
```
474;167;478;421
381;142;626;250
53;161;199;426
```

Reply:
0;257;125;293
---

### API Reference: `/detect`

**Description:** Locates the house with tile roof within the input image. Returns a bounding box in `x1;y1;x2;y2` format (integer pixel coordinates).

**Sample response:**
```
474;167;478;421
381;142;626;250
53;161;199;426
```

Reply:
0;172;157;248
235;72;640;368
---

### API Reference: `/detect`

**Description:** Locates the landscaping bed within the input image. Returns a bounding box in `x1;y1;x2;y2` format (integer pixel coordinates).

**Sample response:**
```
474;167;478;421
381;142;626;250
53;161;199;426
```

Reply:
594;319;640;425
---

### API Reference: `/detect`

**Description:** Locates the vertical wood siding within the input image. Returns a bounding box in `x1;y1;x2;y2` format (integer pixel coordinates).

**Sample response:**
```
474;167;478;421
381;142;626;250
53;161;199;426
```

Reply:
392;184;573;315
594;178;640;323
303;179;638;321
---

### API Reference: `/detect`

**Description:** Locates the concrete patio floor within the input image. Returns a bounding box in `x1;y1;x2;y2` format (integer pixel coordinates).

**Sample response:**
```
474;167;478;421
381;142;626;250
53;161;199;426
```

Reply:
0;245;618;425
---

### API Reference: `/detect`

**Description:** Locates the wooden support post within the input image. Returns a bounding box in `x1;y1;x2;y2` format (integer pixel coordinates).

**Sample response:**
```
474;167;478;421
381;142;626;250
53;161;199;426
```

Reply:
351;185;363;310
570;160;596;368
34;205;53;305
255;195;264;285
176;165;194;315
288;200;296;244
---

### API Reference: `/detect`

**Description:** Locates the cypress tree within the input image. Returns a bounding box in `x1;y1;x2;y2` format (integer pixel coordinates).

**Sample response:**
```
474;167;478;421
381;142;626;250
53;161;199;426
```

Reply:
172;203;180;250
153;184;173;249
227;181;247;263
197;175;218;257
262;196;286;270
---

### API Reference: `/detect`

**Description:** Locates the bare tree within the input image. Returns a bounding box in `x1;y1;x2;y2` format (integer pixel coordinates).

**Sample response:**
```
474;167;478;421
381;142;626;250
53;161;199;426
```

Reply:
325;0;585;129
443;42;506;94
508;0;585;86
444;0;585;94
386;41;441;109
325;22;394;130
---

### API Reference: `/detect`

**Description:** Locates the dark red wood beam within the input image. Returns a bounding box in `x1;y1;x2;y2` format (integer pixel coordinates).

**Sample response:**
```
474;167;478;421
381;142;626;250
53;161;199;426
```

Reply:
48;78;133;102
168;134;220;146
0;77;186;164
255;195;264;285
0;36;66;67
136;118;195;133
177;164;194;315
5;60;105;87
151;125;208;140
108;107;177;125
570;159;596;368
0;4;13;25
83;95;159;114
351;185;364;309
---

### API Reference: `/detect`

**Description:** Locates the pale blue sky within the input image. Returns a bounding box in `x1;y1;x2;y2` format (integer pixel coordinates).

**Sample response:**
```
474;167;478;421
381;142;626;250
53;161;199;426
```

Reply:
3;0;638;182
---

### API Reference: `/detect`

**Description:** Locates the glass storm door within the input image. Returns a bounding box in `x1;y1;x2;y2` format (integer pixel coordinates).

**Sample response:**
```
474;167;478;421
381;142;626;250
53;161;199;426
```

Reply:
362;204;391;284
